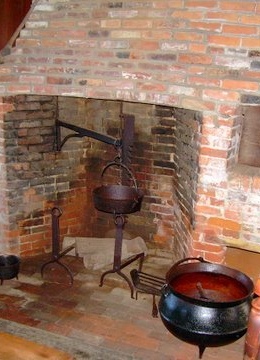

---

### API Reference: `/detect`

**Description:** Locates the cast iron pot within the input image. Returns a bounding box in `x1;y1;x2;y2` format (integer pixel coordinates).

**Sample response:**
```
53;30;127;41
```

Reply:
0;255;20;284
159;257;254;358
93;161;143;214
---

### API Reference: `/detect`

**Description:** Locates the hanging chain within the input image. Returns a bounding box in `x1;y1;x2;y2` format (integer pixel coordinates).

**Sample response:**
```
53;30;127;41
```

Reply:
117;102;124;181
112;101;124;163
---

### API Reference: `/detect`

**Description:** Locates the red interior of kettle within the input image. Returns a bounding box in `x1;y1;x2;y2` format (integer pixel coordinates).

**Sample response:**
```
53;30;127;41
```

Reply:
169;272;248;302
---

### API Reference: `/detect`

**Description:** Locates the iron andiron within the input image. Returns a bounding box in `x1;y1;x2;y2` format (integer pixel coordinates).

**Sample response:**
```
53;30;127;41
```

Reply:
41;207;76;285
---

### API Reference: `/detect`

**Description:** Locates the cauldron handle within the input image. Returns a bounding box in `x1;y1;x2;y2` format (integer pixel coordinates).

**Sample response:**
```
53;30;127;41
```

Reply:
172;256;209;269
161;284;171;298
101;160;138;189
166;257;209;283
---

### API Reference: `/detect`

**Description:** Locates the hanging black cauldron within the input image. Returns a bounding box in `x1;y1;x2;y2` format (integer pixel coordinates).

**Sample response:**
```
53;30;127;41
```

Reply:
92;161;143;214
159;257;254;358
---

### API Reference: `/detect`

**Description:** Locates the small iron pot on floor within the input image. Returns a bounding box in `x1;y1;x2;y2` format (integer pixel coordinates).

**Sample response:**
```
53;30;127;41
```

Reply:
159;257;254;358
0;255;20;284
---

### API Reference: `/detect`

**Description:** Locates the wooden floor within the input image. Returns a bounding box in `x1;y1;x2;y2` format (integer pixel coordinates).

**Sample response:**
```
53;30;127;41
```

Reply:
0;332;74;360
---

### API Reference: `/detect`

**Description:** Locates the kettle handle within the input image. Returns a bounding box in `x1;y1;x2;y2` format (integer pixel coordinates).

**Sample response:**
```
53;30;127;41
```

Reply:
101;160;138;189
161;284;171;298
165;257;209;283
171;256;209;269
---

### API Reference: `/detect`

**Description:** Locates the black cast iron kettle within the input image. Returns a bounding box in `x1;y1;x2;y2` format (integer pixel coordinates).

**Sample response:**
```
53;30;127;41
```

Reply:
159;257;254;358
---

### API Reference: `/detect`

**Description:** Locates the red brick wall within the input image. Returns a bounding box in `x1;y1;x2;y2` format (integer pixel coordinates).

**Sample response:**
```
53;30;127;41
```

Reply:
0;95;92;255
0;0;260;262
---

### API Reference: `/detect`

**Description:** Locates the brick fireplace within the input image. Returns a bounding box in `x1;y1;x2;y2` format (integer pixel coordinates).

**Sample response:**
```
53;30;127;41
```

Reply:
0;0;260;265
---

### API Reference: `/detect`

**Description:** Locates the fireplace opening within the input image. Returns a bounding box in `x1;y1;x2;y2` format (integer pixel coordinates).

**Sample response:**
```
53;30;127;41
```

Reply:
1;94;201;263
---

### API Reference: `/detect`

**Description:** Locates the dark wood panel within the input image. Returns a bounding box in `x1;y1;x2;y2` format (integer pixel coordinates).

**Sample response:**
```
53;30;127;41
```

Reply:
238;106;260;167
0;0;32;50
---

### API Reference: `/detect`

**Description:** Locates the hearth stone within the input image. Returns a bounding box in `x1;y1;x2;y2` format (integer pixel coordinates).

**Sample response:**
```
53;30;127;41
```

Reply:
62;236;147;270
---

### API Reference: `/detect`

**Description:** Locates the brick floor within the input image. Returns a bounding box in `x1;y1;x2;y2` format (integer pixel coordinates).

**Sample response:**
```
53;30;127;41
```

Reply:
0;254;246;359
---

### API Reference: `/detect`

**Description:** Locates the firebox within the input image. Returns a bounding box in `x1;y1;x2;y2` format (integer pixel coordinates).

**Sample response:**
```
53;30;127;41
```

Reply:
0;95;200;263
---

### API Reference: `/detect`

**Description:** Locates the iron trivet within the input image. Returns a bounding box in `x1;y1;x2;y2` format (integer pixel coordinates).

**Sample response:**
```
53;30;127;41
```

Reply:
130;269;165;317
